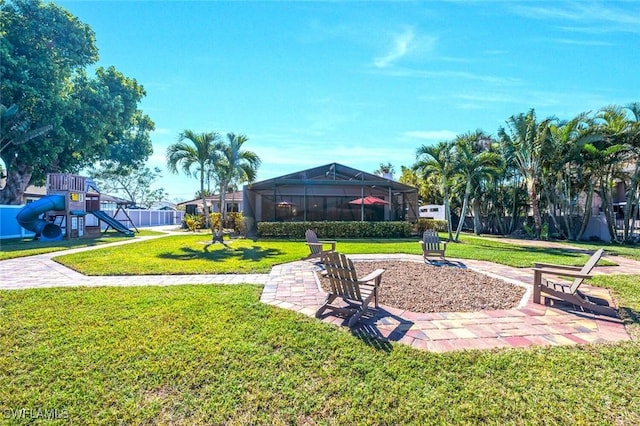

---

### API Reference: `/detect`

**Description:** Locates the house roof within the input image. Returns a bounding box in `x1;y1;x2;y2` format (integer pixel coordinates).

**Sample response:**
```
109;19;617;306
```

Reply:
177;191;244;207
247;162;416;192
100;193;136;206
150;201;178;210
24;185;47;196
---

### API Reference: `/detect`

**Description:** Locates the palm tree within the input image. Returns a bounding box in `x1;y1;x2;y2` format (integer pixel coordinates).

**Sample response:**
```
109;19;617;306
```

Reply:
210;132;261;239
166;130;220;231
593;104;640;242
498;109;552;239
373;162;395;178
618;103;640;241
452;131;504;239
542;113;598;240
414;141;455;240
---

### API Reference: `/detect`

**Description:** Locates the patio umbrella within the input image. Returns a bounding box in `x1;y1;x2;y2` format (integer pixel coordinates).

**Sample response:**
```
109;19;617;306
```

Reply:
348;196;389;206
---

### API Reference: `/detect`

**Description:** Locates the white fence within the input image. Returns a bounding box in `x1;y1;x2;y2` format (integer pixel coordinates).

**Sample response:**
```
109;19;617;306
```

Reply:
0;205;184;240
87;209;184;230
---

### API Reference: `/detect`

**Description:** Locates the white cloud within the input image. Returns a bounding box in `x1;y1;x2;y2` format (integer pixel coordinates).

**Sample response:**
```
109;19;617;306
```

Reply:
373;27;437;69
402;130;457;141
374;27;415;68
542;37;613;47
152;127;173;136
510;3;640;33
371;67;521;86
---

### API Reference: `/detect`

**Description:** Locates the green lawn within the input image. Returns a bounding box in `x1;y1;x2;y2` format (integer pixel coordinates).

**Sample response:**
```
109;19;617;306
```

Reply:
52;233;618;275
54;236;308;275
340;235;620;267
1;284;639;424
2;233;639;423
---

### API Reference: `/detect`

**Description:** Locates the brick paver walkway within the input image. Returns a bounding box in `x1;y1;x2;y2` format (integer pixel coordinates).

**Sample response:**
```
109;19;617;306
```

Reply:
2;230;636;352
0;233;270;290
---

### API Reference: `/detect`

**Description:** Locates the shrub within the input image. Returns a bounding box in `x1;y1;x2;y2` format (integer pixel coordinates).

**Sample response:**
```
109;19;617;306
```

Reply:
208;212;222;231
227;212;245;234
204;212;246;234
256;221;413;239
183;214;203;232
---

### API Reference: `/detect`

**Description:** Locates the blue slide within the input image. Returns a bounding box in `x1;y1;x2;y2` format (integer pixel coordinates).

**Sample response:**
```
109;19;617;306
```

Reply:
16;194;65;241
91;210;134;237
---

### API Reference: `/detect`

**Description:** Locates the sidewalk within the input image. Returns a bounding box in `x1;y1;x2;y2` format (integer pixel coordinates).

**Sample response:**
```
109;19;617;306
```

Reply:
1;232;636;352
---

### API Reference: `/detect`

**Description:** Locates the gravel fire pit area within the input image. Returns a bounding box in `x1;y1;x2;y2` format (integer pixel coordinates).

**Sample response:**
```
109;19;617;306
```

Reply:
320;260;526;313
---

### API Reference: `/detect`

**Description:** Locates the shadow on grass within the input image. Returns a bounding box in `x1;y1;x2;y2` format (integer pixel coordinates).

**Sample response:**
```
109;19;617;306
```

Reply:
467;239;601;257
158;245;283;263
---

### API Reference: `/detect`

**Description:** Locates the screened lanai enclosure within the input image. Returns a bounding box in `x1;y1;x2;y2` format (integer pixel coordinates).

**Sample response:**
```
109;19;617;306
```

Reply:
243;163;419;225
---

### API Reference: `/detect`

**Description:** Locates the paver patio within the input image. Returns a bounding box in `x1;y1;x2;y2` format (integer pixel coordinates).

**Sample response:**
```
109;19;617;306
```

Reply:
261;253;634;352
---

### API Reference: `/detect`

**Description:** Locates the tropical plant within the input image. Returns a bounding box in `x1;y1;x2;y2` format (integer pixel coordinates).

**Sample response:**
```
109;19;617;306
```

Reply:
592;104;640;242
498;109;553;239
618;103;640;242
183;213;203;232
166;130;220;231
452;131;504;238
398;165;438;204
414;141;455;240
373;162;395;177
542;113;597;240
209;133;261;239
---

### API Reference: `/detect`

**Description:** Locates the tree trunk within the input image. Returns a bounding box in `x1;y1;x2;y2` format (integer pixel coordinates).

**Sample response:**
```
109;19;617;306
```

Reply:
199;171;213;232
442;177;454;241
508;180;522;235
543;189;563;239
454;181;472;241
212;181;228;244
623;162;640;242
0;165;32;205
472;197;482;235
219;182;228;234
527;179;542;238
599;178;618;242
577;185;594;241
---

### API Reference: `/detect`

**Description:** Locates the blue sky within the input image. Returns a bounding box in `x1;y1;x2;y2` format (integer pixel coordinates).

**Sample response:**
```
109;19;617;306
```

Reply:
56;0;640;202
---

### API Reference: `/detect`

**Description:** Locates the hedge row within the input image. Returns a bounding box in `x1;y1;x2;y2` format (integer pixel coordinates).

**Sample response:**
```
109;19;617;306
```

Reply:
256;220;447;238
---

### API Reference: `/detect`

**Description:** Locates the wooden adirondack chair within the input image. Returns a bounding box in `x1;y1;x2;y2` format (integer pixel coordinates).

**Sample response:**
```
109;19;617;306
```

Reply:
305;229;336;261
420;229;447;259
316;252;385;327
532;248;617;316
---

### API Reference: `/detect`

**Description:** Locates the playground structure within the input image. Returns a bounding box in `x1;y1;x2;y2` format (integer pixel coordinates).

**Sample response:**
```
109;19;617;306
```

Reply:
16;173;135;241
